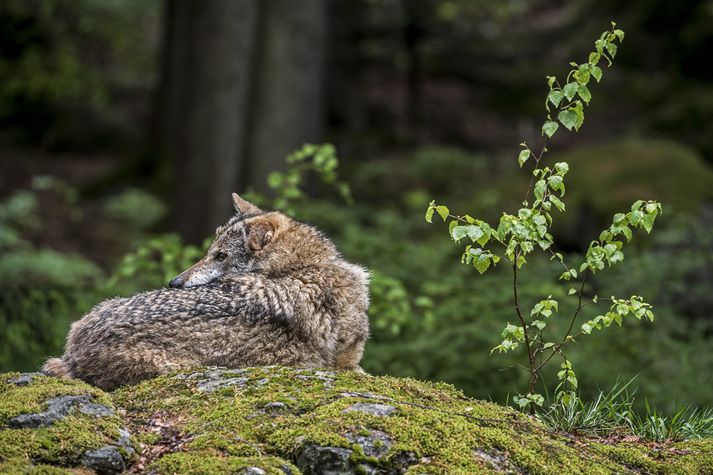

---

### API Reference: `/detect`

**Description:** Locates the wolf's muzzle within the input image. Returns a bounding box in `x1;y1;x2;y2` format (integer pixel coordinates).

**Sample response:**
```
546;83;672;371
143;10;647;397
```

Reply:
168;276;185;288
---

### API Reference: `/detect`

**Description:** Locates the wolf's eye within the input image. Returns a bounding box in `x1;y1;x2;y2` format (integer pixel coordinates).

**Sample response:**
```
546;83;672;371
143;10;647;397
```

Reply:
215;252;228;262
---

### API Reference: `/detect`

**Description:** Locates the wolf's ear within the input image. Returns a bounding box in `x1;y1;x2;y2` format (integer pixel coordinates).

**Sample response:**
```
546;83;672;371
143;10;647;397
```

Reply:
246;220;275;251
232;193;262;215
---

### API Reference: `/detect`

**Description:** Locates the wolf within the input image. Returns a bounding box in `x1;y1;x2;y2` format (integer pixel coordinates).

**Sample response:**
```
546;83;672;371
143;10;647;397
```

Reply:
42;194;370;390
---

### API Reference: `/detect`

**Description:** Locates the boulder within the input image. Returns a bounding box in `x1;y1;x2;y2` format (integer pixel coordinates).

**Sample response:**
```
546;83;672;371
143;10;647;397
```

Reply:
1;367;711;474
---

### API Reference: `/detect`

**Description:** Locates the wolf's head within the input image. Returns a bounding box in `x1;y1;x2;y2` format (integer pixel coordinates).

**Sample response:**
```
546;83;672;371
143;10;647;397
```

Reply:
168;193;335;288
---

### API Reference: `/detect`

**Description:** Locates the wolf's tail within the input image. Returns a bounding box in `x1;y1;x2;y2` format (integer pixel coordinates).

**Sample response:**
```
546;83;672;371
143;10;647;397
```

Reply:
42;357;72;379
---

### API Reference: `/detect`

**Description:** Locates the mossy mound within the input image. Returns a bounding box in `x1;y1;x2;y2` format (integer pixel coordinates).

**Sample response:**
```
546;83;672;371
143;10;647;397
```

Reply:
0;372;137;474
1;367;712;474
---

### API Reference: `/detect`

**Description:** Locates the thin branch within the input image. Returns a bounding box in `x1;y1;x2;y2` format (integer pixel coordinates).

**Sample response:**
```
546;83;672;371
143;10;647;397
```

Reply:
523;139;549;203
547;248;581;296
513;256;538;414
535;274;588;372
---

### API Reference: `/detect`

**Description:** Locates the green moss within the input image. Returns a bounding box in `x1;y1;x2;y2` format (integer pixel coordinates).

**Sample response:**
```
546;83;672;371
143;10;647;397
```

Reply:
3;367;711;474
0;461;78;474
592;439;713;474
0;373;112;424
0;373;135;472
114;367;713;474
148;452;298;475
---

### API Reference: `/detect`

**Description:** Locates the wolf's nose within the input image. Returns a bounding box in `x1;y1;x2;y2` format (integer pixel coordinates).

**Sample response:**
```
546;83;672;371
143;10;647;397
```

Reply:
168;276;183;288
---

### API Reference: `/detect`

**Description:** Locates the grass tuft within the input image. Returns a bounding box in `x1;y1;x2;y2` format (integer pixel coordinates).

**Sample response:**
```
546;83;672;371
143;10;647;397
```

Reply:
537;379;713;442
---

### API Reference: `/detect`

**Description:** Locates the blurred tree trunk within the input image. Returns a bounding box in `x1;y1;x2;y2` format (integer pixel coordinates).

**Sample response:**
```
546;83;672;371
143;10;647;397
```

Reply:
403;1;430;145
160;0;258;243
243;0;327;193
327;0;367;137
159;0;327;240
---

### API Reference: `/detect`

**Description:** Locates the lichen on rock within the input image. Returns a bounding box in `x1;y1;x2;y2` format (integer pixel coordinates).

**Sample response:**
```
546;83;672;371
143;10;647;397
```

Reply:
1;367;712;474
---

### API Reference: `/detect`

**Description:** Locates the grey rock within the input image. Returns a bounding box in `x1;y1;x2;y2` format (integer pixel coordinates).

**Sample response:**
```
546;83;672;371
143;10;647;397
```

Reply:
8;395;114;428
296;444;354;475
78;401;115;417
197;376;249;392
83;445;126;475
240;467;266;475
343;403;396;417
346;429;393;459
296;430;417;475
116;427;136;457
7;372;43;386
388;451;420;473
473;448;524;474
180;367;251;392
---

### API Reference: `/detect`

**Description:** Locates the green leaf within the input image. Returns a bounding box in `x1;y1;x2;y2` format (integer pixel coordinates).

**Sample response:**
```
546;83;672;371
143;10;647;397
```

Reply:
554;162;569;175
591;65;603;82
548;90;564;107
520;241;534;254
577;84;591;104
465;225;484;242
474;255;491;274
557;109;578;131
621;226;633;241
563;82;579;101
451;226;468;241
547;175;565;195
576;64;590;85
613;29;625;41
435;205;449;221
572;101;585;130
550;195;565;212
518;149;531;167
476;227;491;246
542;120;559;138
606;42;618;57
425;206;434;223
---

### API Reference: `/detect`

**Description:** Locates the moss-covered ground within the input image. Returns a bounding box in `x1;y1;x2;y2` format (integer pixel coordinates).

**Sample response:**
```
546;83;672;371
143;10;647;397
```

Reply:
0;372;137;474
1;367;711;474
